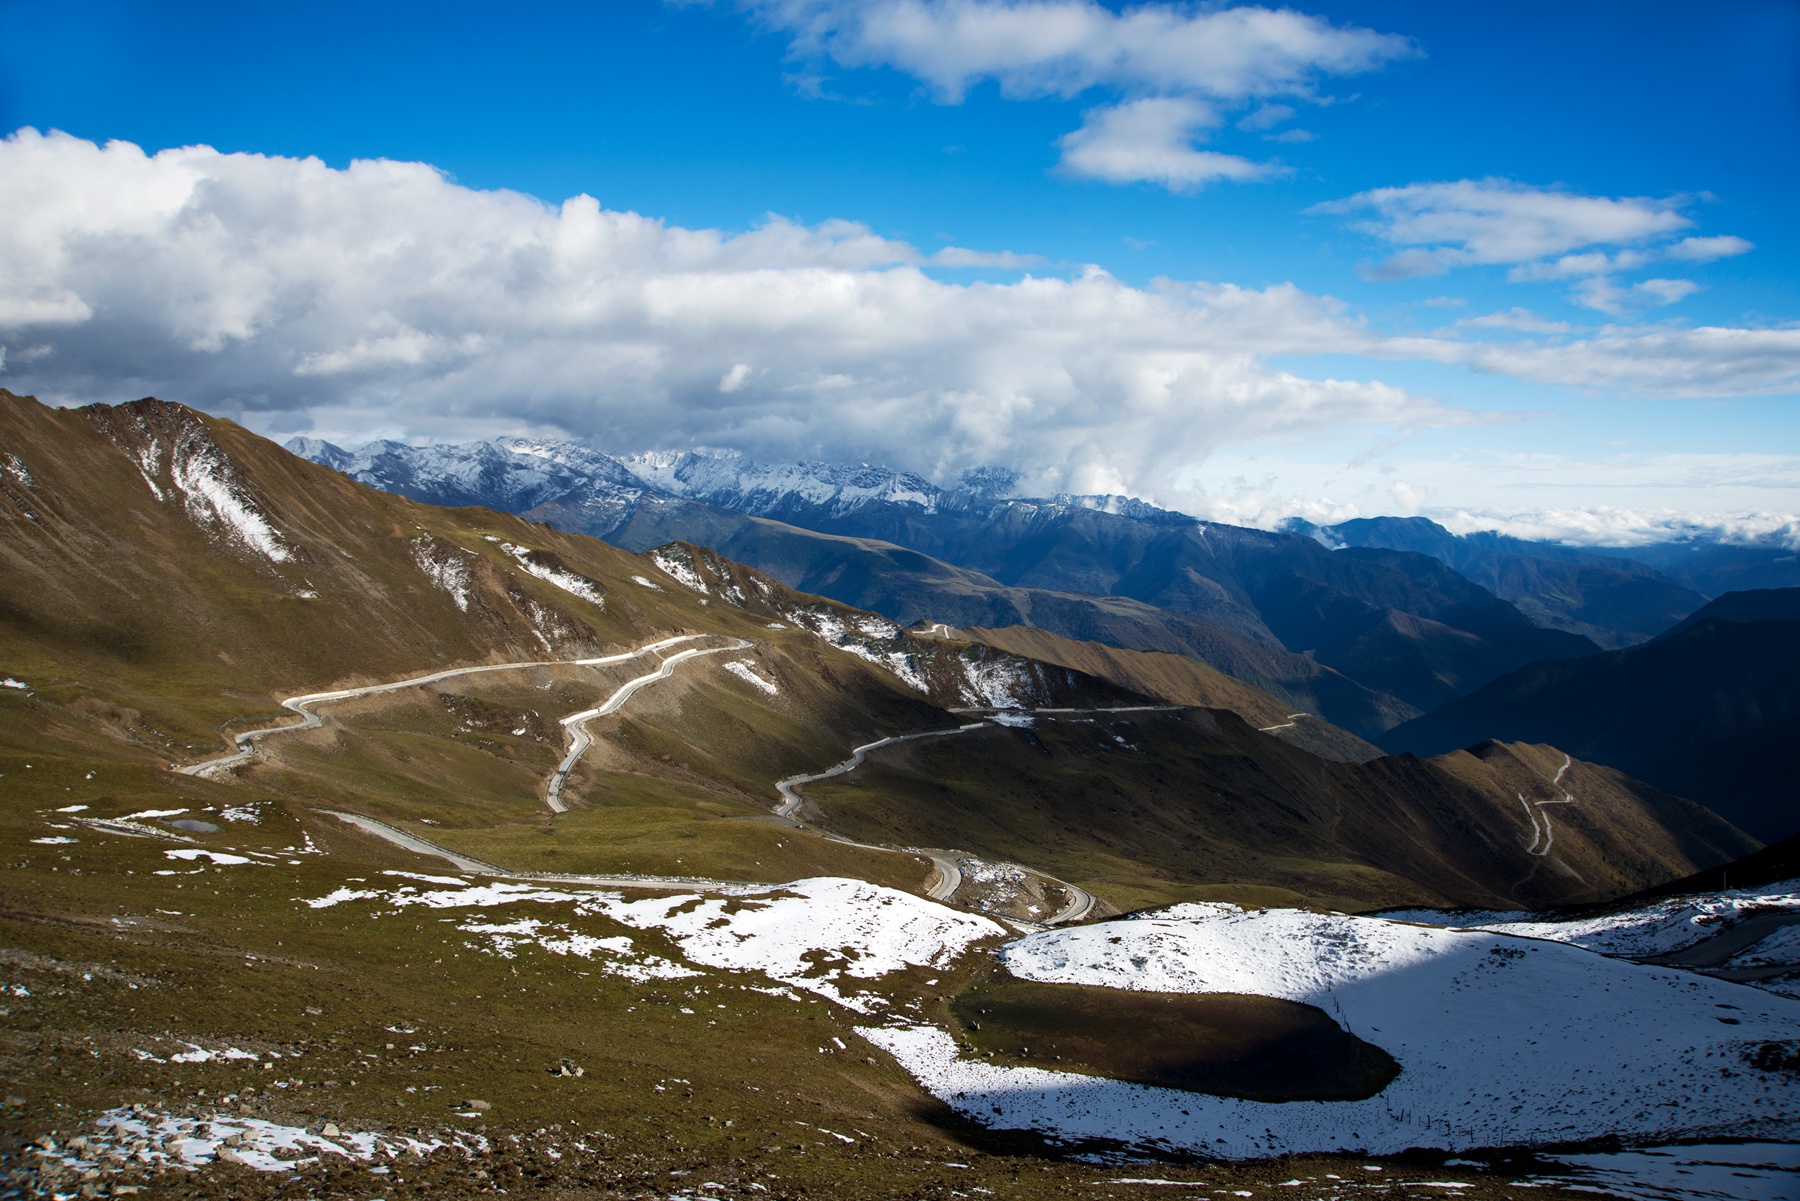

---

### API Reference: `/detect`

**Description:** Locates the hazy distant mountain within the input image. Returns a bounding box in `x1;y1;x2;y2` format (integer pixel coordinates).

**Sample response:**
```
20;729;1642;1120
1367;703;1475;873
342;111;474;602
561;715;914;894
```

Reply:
1380;608;1800;842
1305;515;1708;649
1657;586;1800;639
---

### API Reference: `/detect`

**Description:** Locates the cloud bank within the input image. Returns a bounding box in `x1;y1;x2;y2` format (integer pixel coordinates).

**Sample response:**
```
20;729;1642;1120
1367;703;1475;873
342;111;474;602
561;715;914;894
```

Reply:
1;129;1796;524
0;128;1449;499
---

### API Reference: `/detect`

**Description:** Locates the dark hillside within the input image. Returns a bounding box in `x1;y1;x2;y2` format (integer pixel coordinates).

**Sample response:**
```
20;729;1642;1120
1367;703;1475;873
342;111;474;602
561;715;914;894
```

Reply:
1382;616;1800;842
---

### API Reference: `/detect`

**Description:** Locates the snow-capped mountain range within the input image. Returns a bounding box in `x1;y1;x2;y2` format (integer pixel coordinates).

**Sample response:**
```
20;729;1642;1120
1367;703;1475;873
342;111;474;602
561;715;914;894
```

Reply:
284;435;1195;531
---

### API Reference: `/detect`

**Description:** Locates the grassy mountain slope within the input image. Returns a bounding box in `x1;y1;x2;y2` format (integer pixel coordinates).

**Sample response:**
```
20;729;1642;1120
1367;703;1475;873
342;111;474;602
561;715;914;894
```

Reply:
1381;616;1800;842
953;624;1382;763
0;390;1766;1198
567;499;1419;739
796;711;1754;914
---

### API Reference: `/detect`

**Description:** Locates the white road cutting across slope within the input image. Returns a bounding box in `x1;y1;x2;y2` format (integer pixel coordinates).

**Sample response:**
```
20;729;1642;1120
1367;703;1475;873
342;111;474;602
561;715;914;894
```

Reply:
176;635;709;778
545;637;751;812
768;708;1172;924
176;627;1130;925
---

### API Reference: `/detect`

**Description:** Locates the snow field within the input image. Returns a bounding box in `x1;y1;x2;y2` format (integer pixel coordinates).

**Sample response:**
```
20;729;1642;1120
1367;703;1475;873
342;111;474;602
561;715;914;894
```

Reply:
1383;881;1800;958
863;903;1800;1157
304;876;1003;1012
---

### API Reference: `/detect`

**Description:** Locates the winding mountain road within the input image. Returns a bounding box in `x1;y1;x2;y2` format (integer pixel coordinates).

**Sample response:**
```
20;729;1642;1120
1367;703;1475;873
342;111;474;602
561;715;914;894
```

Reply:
545;638;751;812
176;635;709;779
181;632;1134;925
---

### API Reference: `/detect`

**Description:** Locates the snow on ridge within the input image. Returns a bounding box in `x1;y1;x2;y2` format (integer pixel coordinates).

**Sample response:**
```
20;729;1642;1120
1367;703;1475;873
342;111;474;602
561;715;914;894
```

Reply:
501;542;605;607
3;452;34;486
410;535;473;611
880;903;1800;1158
650;548;709;593
163;427;294;563
1381;880;1800;960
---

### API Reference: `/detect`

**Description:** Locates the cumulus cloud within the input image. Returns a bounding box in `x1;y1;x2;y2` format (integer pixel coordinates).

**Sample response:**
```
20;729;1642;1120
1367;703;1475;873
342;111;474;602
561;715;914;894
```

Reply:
1316;178;1753;312
711;1;1411;189
0;128;1456;499
1056;97;1269;189
2;130;1794;513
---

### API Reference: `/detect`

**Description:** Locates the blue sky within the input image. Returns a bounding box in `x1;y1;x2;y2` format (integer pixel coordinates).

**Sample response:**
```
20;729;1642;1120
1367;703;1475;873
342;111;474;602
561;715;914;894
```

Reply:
1;0;1796;540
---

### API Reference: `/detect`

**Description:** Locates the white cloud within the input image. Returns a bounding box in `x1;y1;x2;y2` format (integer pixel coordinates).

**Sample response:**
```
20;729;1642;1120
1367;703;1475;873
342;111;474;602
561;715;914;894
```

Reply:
716;1;1410;189
729;0;1412;102
1317;178;1754;311
926;245;1044;268
1;129;1793;523
1056;97;1269;189
1453;307;1572;335
1388;479;1428;514
1447;323;1800;396
1665;234;1754;263
0;129;1453;500
1569;276;1699;315
1435;505;1800;549
1318;178;1691;275
1236;102;1294;131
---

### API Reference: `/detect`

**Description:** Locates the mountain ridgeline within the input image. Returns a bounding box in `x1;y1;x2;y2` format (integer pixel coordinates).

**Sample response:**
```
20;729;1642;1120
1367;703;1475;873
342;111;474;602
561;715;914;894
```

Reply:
286;435;1752;738
0;389;1759;912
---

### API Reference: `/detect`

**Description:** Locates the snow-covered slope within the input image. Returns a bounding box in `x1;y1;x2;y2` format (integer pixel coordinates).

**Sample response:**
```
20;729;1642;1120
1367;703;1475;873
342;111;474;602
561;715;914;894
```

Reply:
864;901;1800;1158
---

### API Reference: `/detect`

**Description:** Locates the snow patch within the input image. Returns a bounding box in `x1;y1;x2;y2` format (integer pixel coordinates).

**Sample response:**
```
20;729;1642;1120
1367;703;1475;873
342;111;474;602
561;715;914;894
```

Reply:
168;429;293;562
722;660;778;696
410;536;473;611
455;918;700;981
302;875;1002;1012
1383;881;1800;959
650;549;709;593
57;1107;480;1177
501;542;605;606
165;848;259;866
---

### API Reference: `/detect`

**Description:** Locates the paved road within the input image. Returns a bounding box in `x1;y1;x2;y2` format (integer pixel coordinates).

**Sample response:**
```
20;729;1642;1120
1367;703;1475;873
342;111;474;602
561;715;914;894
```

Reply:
546;637;751;812
322;810;751;893
774;725;987;819
176;635;708;778
194;634;1110;925
771;712;1110;922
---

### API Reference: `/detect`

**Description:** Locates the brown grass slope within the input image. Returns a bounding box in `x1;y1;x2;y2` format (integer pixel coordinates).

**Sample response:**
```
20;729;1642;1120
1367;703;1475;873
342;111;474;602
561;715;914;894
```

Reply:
800;710;1755;913
0;391;1132;747
956;624;1382;762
